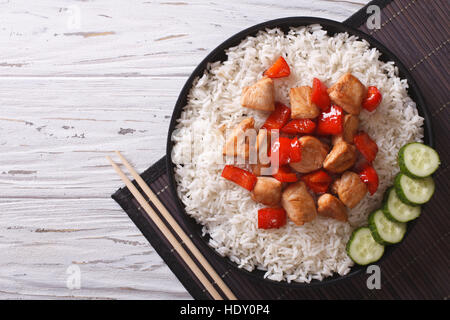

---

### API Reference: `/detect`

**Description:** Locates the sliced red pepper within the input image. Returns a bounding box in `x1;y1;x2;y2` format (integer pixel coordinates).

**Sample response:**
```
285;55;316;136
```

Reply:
289;138;302;163
272;165;298;182
280;119;316;135
359;163;379;195
354;131;378;163
300;170;332;194
271;137;302;166
261;102;291;131
362;86;382;112
270;137;292;166
316;105;344;135
221;165;257;191
258;208;287;229
311;78;331;111
263;56;290;79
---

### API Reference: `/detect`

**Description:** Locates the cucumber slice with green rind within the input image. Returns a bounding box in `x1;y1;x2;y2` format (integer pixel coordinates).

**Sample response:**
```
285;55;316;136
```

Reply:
398;142;440;178
382;187;421;222
369;209;407;245
346;227;384;265
394;173;435;206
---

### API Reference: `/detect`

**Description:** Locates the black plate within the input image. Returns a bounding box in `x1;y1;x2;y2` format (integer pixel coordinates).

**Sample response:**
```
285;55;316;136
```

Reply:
165;17;433;288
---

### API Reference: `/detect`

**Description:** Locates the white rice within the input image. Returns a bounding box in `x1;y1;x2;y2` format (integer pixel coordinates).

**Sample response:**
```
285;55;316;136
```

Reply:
171;25;424;283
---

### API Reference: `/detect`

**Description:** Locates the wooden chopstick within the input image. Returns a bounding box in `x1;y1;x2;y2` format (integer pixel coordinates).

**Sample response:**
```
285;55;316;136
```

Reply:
107;156;222;300
113;151;237;300
108;154;237;300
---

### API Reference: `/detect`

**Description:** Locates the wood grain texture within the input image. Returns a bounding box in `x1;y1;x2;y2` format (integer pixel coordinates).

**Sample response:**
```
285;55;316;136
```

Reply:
0;0;367;299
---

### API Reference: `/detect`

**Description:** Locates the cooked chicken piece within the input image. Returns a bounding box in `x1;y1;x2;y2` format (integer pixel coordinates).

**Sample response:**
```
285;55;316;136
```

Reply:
332;171;367;208
331;135;344;145
317;193;348;222
332;114;359;145
331;179;340;195
289;86;320;119
327;73;366;115
343;114;359;142
323;140;357;173
281;181;317;226
222;118;255;158
251;177;282;206
241;77;275;111
320;140;330;153
289;136;328;173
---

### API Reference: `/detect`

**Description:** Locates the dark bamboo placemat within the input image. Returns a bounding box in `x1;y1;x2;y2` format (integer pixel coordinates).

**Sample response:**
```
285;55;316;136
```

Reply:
112;0;449;300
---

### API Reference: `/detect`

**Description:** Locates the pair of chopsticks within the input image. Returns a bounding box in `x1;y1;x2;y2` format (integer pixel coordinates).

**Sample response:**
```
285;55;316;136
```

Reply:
107;151;237;300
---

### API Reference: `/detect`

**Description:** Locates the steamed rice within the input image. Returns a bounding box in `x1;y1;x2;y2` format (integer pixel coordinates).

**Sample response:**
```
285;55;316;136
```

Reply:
171;25;424;283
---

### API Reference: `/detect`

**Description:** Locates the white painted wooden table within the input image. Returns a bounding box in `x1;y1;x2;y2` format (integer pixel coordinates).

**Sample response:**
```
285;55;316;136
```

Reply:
0;0;369;299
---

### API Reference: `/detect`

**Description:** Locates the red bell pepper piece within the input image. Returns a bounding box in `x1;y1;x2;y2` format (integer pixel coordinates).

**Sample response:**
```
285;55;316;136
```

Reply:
270;137;292;166
271;137;302;166
359;163;379;195
289;138;302;163
221;165;257;191
272;165;298;182
263;56;290;78
261;102;291;131
362;86;382;112
258;208;287;229
354;131;378;163
311;78;331;111
280;119;316;135
300;170;332;193
316;105;344;135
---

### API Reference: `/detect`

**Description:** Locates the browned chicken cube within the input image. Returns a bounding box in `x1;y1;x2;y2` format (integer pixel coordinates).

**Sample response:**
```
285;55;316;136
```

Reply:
332;114;359;145
290;136;328;173
241;77;275;111
251;177;282;206
281;181;317;226
327;73;366;115
317;193;348;222
332;171;367;208
222;118;255;158
289;86;320;119
323;140;357;173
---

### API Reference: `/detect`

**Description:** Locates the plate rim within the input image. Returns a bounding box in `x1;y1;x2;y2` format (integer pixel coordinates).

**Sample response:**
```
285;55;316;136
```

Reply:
165;16;433;288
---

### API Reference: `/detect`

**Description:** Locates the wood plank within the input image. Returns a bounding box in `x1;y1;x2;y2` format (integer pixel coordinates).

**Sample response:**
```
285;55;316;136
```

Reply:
0;198;191;299
0;0;366;77
0;0;368;299
0;78;176;199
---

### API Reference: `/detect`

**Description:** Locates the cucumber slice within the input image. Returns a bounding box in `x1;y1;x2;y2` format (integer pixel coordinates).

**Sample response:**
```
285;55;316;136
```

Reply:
346;227;384;265
369;209;407;245
398;143;440;178
394;173;435;206
382;187;421;222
